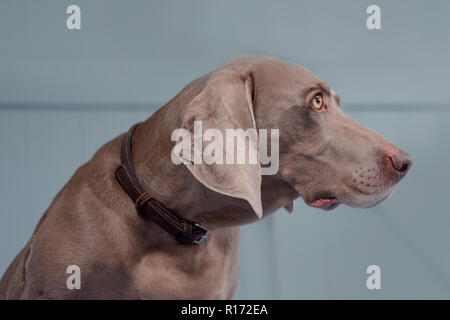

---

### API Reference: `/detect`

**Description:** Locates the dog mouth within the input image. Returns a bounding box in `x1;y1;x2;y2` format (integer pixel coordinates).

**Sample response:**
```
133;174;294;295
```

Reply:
307;196;341;210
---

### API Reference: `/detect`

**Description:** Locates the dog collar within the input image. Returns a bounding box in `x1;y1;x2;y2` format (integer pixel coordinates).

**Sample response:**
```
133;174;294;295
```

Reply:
115;123;209;245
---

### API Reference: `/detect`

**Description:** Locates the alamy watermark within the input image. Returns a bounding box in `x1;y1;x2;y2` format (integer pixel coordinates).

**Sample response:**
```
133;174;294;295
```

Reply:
366;264;381;290
66;265;81;290
171;121;279;175
66;5;81;30
366;5;381;30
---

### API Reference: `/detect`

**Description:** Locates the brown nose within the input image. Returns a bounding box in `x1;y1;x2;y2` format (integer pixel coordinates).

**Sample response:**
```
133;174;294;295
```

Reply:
389;151;413;179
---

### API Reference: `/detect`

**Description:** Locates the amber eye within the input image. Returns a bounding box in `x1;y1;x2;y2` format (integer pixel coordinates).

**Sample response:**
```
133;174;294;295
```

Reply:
311;94;323;110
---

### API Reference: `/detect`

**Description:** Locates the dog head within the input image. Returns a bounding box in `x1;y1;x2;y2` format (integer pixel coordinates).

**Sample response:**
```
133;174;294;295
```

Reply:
173;56;412;219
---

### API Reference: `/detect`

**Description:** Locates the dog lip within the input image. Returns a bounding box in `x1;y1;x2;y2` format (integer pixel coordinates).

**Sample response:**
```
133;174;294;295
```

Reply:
308;196;341;210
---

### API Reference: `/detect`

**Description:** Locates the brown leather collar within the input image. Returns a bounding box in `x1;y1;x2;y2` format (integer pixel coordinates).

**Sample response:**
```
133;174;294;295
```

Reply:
115;123;209;244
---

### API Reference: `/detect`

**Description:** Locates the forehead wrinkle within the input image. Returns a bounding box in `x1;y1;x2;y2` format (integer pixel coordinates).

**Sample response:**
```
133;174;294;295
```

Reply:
317;82;331;96
302;82;331;98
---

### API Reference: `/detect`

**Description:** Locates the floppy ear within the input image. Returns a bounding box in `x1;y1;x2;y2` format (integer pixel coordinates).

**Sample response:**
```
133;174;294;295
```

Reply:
176;72;263;218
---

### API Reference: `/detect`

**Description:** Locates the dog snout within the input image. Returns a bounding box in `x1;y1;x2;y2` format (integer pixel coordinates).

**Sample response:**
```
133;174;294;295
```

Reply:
389;150;413;180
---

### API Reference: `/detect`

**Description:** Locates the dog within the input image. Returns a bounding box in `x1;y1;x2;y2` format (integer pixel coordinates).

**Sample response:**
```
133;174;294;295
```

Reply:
0;56;412;299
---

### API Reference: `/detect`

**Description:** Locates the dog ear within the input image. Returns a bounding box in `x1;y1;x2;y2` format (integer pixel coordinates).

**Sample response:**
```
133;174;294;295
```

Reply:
176;72;263;218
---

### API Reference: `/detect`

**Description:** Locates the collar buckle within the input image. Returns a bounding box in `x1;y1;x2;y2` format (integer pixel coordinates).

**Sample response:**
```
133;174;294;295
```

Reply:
192;222;210;245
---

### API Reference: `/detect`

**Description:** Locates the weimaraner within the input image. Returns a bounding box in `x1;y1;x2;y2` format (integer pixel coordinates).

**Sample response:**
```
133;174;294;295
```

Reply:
0;56;412;299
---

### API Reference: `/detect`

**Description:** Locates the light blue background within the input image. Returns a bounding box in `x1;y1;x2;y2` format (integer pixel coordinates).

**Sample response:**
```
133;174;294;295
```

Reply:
1;0;449;299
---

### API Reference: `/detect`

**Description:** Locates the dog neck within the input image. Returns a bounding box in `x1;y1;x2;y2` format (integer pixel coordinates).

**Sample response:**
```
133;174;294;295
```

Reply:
121;104;248;232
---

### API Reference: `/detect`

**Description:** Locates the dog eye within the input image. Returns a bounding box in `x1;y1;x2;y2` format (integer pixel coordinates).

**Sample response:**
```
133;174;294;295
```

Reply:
311;94;323;110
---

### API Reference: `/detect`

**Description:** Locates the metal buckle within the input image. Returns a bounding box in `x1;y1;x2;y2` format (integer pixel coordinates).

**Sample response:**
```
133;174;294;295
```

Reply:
192;222;210;245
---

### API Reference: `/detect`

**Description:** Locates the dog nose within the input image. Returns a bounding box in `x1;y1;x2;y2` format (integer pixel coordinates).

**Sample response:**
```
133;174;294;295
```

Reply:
389;151;413;178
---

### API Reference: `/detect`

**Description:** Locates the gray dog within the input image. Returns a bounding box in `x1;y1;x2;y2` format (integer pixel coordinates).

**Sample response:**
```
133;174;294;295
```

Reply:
0;56;412;299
